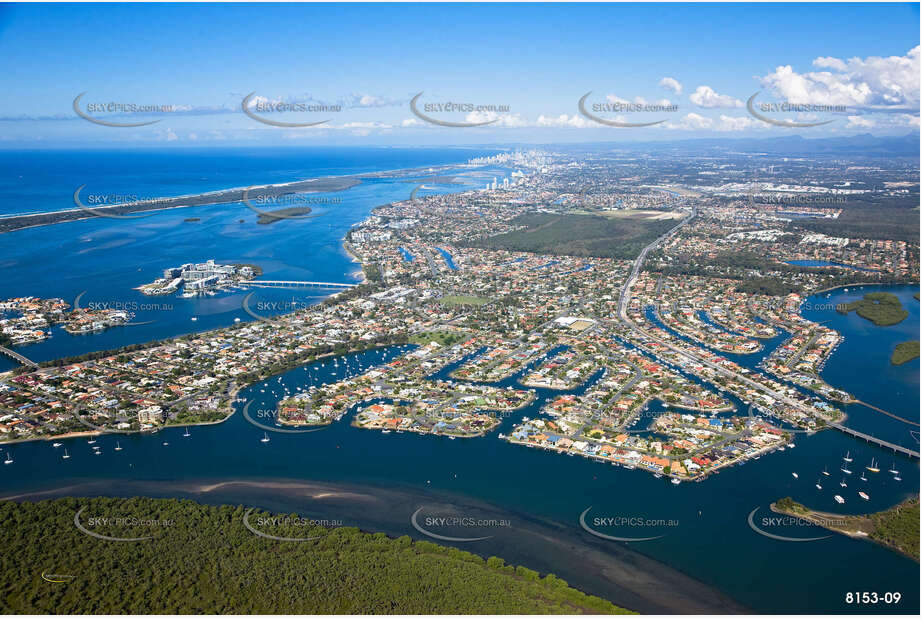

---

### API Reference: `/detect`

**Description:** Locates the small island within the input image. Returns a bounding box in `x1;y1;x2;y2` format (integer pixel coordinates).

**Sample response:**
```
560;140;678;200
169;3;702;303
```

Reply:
772;496;919;562
836;292;909;326
891;341;920;365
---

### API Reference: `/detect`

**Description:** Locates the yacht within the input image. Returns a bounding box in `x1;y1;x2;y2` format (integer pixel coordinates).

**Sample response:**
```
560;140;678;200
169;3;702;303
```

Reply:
260;432;270;443
114;442;122;451
52;442;62;448
62;449;70;460
815;479;822;490
791;472;798;479
841;464;852;475
843;451;853;463
87;439;96;445
162;441;169;446
834;495;845;504
821;466;830;476
183;428;191;438
866;458;880;473
4;452;13;465
671;478;681;485
94;449;102;455
839;478;847;488
381;429;391;434
893;475;902;481
858;491;869;501
860;471;867;481
889;462;899;475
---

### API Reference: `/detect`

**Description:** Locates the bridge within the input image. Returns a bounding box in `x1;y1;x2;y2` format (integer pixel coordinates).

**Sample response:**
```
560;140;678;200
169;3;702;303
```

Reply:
247;280;358;289
830;423;919;459
0;345;38;369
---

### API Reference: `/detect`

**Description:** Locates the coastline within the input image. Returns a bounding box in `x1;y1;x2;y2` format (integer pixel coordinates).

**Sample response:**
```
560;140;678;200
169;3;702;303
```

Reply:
0;161;475;235
0;476;750;614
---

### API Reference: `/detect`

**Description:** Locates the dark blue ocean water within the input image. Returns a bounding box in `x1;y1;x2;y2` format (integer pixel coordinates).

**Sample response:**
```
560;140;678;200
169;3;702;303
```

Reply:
0;149;918;614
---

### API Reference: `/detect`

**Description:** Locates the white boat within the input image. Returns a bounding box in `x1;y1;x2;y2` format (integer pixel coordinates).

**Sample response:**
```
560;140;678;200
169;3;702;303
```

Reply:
52;442;62;448
815;480;822;490
843;451;852;463
87;439;96;445
4;452;12;465
114;442;122;451
858;491;869;501
894;475;902;481
190;317;198;321
821;467;830;476
381;429;391;434
839;479;847;488
841;465;852;475
62;449;70;459
162;441;169;446
92;445;100;450
860;471;867;481
183;428;191;437
671;478;681;485
834;495;845;504
788;443;795;449
889;462;899;475
260;432;270;443
791;472;798;479
94;449;102;455
866;458;879;473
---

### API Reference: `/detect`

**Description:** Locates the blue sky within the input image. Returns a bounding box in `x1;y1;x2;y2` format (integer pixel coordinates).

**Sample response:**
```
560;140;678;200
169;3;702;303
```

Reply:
0;2;918;147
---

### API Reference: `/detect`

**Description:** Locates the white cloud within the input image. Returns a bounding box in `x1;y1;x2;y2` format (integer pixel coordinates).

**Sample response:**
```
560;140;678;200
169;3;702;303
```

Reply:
846;115;875;129
664;113;714;130
715;115;756;131
760;46;920;111
659;77;683;95
464;110;528;127
401;118;422;127
536;113;593;128
689;86;743;108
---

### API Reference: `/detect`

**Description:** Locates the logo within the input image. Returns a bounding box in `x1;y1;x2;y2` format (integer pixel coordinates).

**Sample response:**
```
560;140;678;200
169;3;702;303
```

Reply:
41;572;75;584
747;507;833;542
73;291;157;327
73;505;172;542
73;92;167;127
578;92;673;128
410;506;508;542
746;92;837;128
578;507;671;542
72;184;163;220
240;186;327;222
242;508;334;541
241;399;329;434
241;92;334;128
409;92;503;128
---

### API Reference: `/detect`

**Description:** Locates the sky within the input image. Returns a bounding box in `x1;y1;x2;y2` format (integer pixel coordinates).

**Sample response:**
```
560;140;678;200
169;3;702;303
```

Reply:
0;2;918;147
